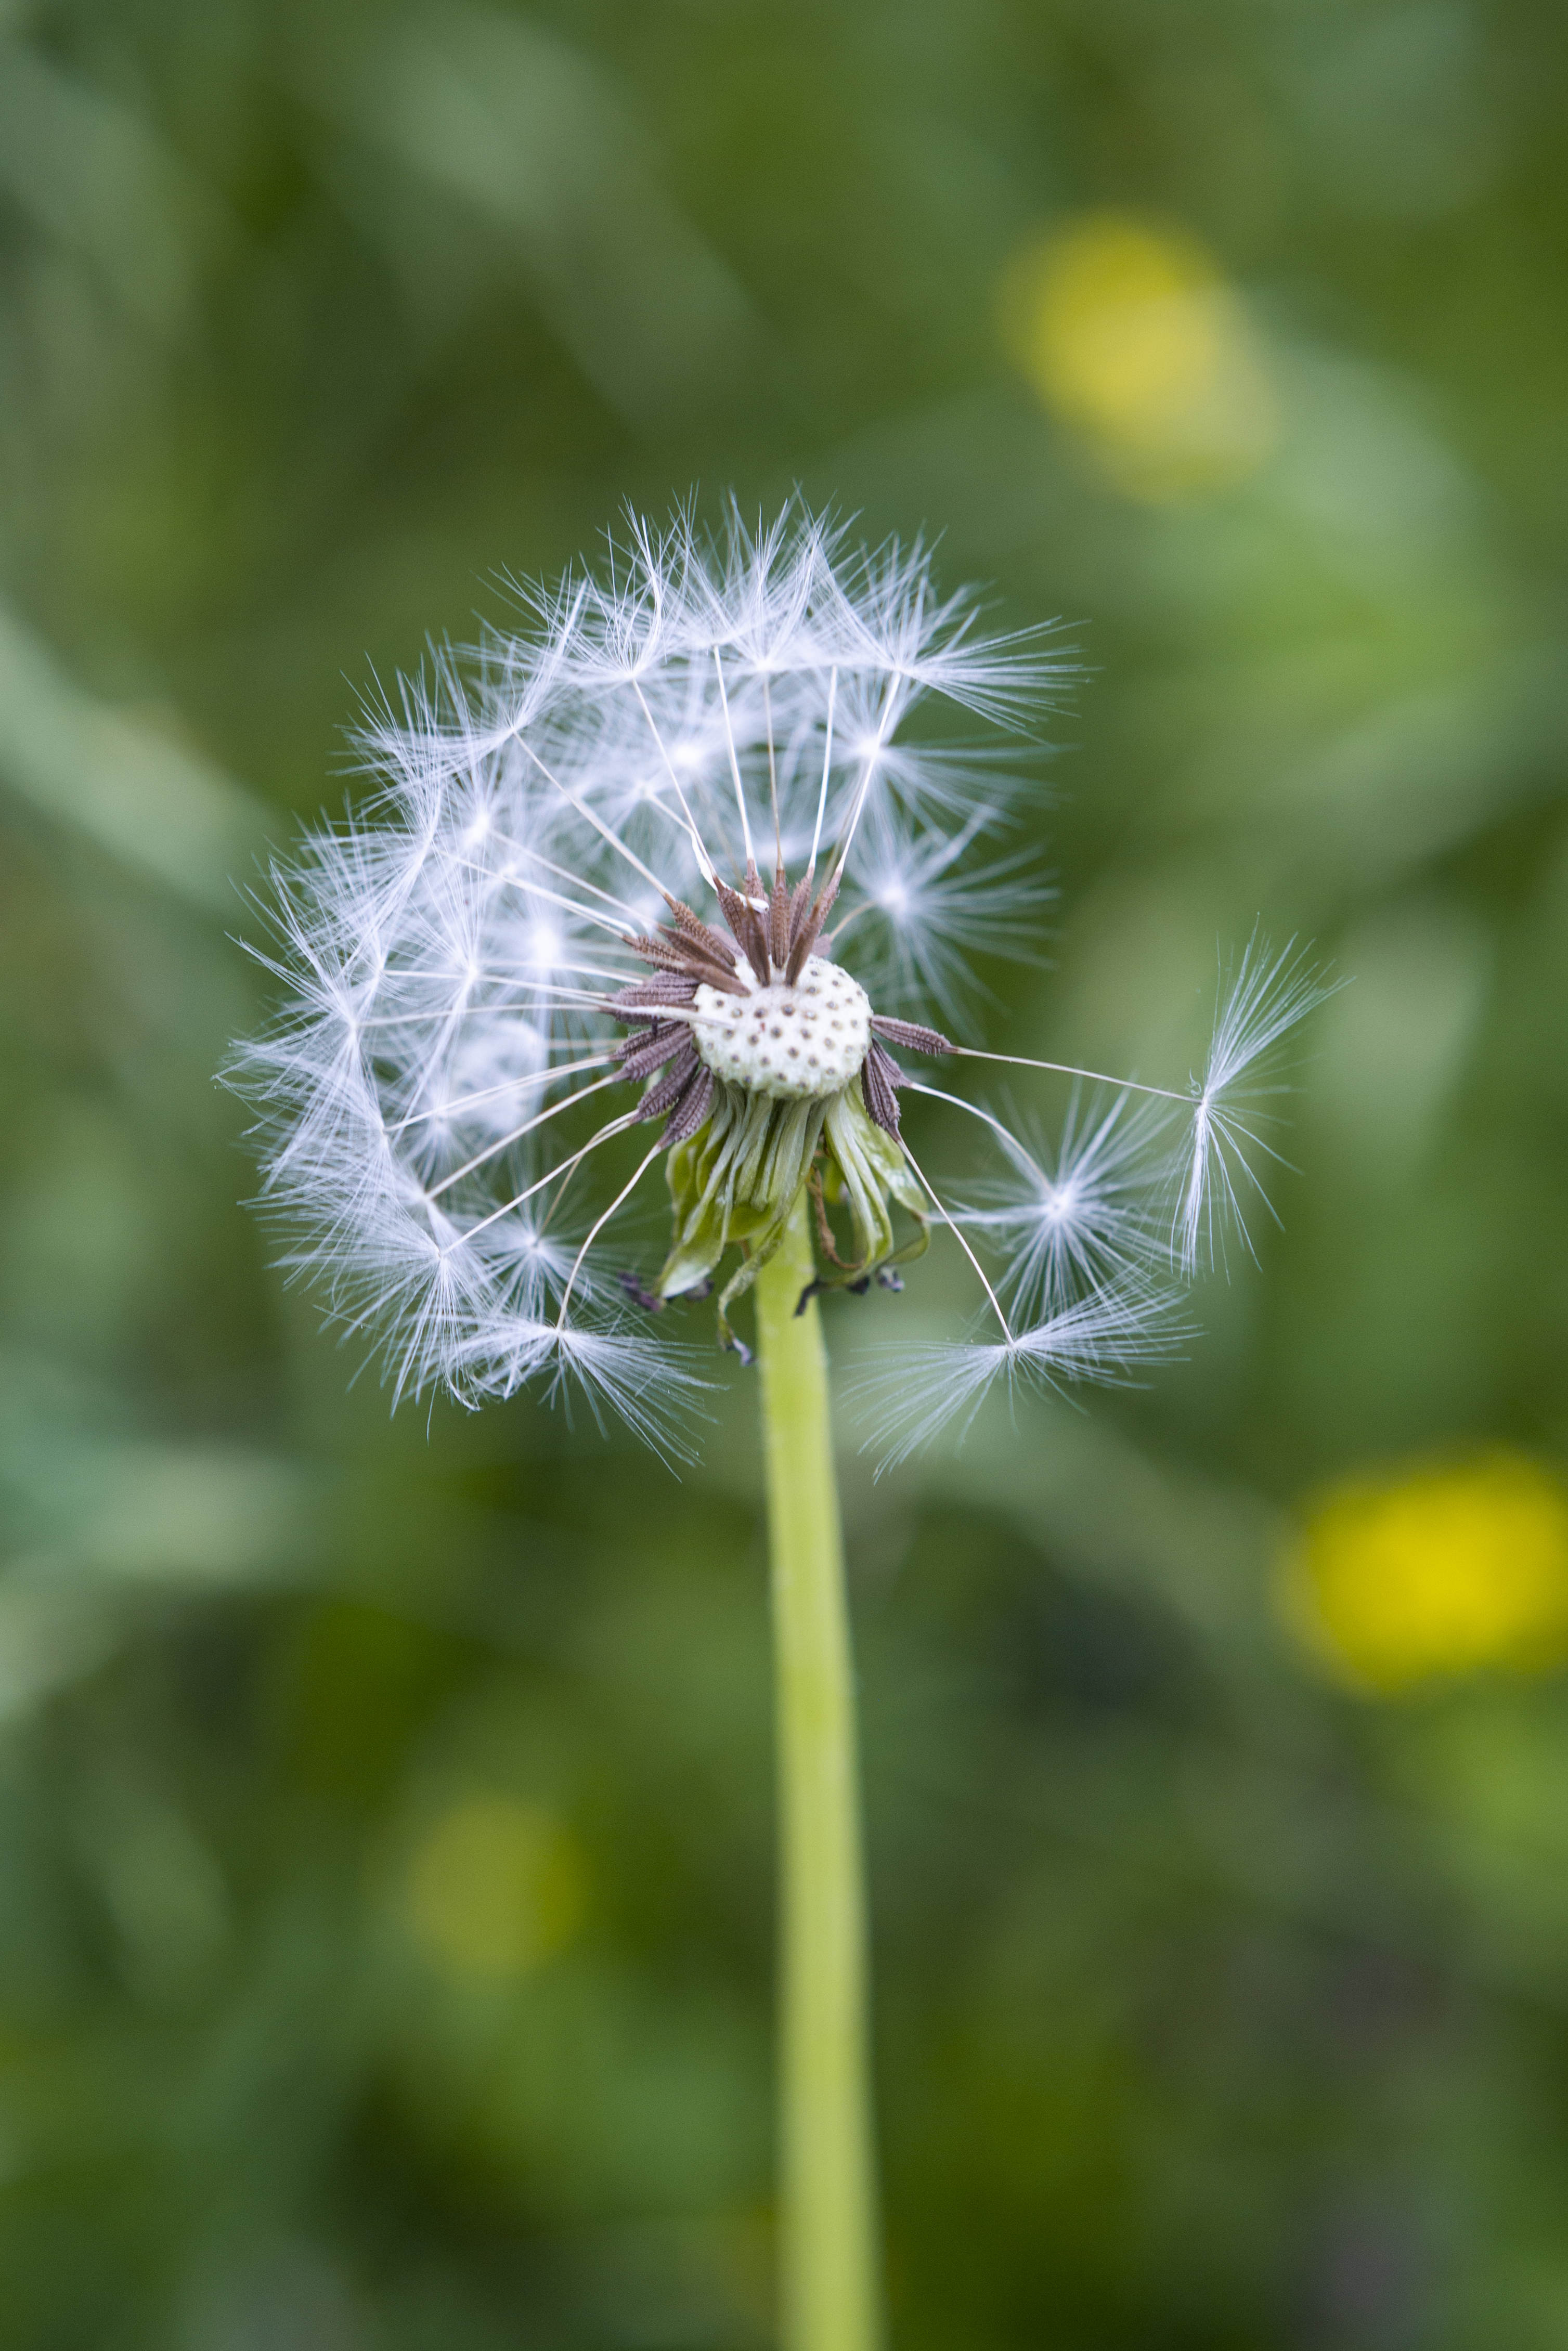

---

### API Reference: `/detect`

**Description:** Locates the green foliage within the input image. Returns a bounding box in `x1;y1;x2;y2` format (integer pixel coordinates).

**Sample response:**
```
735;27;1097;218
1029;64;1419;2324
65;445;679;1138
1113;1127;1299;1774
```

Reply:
2;0;1568;2342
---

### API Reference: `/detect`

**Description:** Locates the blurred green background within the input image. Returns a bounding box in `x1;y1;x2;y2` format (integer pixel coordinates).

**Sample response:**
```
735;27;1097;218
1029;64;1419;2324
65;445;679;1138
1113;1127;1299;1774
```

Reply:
3;2;1568;2344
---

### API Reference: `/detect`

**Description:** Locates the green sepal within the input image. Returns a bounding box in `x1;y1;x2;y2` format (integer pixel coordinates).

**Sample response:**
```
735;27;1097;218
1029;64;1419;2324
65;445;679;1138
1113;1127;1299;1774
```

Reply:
656;1076;926;1348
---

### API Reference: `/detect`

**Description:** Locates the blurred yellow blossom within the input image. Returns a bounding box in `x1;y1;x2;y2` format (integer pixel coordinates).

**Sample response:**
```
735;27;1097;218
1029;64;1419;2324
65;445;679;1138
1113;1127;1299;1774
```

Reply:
400;1793;586;1980
1283;1452;1568;1694
1000;213;1279;500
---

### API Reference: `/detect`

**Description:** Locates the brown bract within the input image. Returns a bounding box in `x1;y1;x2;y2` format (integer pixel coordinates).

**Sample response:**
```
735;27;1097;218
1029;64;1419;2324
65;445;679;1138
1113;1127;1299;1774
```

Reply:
608;862;955;1145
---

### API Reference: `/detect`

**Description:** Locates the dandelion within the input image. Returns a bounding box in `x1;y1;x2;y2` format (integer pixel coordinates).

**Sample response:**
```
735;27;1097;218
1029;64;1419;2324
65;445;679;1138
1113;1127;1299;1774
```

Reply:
1284;1453;1568;1693
231;500;1329;2351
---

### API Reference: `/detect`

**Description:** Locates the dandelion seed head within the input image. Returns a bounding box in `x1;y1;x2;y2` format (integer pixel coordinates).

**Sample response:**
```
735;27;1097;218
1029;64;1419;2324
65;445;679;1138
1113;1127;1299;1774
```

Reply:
229;498;1325;1456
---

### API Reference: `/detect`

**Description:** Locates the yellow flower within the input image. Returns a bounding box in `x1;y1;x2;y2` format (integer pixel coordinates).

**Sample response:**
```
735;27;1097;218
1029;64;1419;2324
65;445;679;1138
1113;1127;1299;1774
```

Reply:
400;1792;586;1980
1000;212;1278;501
1283;1452;1568;1694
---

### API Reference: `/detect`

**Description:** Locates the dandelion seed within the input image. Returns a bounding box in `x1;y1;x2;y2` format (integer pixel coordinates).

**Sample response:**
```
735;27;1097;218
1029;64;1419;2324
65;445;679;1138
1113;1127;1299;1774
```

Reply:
854;1280;1189;1470
957;1087;1170;1316
1174;934;1339;1274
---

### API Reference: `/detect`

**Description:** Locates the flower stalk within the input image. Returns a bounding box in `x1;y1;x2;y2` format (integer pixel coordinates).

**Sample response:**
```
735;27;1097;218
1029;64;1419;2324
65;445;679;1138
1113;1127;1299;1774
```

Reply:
756;1194;881;2351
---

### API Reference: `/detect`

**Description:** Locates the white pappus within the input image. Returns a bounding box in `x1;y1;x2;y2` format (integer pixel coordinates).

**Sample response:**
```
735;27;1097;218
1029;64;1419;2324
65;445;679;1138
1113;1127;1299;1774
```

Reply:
231;502;1330;1458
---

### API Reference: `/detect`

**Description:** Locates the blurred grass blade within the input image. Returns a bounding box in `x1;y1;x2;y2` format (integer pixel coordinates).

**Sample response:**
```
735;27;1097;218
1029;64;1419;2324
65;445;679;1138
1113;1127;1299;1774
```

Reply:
339;5;762;427
0;602;269;911
0;34;224;329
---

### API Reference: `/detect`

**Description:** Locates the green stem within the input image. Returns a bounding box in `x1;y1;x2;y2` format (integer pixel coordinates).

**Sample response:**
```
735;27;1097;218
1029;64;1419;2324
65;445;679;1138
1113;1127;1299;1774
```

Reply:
754;1194;882;2351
